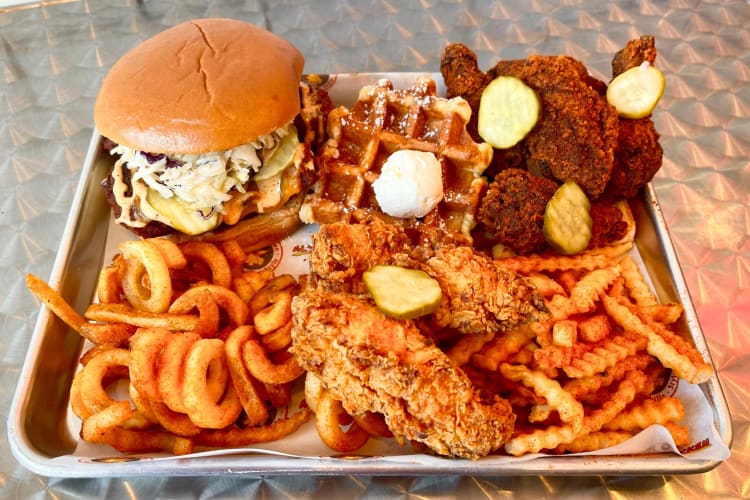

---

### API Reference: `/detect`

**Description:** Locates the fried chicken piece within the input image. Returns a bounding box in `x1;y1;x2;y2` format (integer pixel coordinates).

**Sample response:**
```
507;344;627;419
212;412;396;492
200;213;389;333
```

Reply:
588;201;629;248
290;288;515;459
308;213;412;294
415;244;547;334
309;215;547;335
612;35;657;78
440;43;491;140
604;117;663;199
441;44;619;199
604;37;663;199
476;168;560;255
487;56;619;199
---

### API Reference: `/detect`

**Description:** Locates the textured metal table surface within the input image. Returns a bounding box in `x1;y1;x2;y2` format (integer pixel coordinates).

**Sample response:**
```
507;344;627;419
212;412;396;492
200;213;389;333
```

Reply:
1;0;748;498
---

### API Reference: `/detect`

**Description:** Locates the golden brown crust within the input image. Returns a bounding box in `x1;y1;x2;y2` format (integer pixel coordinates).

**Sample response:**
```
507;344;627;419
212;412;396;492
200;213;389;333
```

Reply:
94;18;304;154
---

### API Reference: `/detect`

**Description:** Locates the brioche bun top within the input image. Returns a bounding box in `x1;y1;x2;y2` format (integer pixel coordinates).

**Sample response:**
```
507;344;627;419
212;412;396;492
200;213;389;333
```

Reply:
94;18;304;154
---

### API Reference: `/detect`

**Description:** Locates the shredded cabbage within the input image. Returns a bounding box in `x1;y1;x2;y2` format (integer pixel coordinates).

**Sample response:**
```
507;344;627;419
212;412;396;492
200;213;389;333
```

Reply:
110;123;292;216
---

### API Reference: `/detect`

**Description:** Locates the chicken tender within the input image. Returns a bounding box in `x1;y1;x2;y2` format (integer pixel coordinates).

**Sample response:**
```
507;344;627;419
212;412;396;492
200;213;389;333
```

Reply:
309;215;547;334
290;288;515;459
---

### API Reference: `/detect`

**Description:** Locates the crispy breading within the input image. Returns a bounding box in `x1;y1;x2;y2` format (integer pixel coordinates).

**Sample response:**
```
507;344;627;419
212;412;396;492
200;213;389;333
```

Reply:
290;288;515;459
604;117;663;200
477;168;559;254
441;44;619;199
611;35;657;78
487;55;619;199
309;215;548;334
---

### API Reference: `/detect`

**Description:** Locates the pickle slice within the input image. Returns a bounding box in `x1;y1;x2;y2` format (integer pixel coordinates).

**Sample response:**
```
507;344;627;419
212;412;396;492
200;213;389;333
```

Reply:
253;126;300;181
477;76;540;149
363;265;442;320
606;63;665;119
542;181;592;255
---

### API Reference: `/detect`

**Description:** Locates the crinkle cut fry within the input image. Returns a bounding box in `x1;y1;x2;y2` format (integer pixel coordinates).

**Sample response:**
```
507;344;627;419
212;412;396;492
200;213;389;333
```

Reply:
447;331;495;366
470;326;536;371
602;295;713;384
531;329;646;379
544;266;621;321
603;396;685;432
552;430;633;454
503;369;646;456
562;352;653;400
561;330;648;379
499;364;585;425
494;242;632;274
619;255;658;308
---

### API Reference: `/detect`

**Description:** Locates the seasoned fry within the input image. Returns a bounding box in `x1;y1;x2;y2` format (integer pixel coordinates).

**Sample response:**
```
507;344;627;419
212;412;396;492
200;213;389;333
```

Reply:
242;339;304;385
500;364;584;429
168;288;220;337
195;408;311;448
471;326;536;371
78;322;135;345
602;296;712;384
78;348;130;415
182;338;243;428
26;273;85;332
619;255;657;308
495;242;631;274
314;390;371;452
148;237;188;269
577;314;611;343
95;260;125;304
603;396;685;432
664;421;691;448
120;239;173;313
447;331;494;366
552;431;633;454
253;290;293;335
562;353;653;400
552;320;577;347
225;326;270;426
180;240;232;288
85;302;201;331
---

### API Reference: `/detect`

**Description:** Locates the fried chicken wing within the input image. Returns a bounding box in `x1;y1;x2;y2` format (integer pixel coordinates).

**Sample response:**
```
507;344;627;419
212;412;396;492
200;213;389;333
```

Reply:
309;215;547;334
604;117;663;200
612;35;657;78
604;37;663;199
487;55;619;199
476;168;560;255
441;44;619;199
290;288;515;459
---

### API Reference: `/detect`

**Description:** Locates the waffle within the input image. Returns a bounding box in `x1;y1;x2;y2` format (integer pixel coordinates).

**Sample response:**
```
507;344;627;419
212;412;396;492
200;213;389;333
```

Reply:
299;76;493;238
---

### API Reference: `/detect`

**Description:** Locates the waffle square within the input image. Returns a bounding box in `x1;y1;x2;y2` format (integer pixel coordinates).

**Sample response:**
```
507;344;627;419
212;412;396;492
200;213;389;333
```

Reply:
300;76;493;238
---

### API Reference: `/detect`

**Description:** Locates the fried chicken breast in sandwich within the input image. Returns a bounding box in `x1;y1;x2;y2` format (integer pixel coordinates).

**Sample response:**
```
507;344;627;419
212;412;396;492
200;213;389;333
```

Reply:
94;18;316;237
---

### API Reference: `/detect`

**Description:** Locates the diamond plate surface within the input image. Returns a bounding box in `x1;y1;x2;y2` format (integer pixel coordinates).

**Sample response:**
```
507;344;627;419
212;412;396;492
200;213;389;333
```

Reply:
1;0;749;498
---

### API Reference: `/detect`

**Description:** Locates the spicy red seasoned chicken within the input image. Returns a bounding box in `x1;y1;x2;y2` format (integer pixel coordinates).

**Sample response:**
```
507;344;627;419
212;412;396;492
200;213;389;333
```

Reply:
290;287;516;459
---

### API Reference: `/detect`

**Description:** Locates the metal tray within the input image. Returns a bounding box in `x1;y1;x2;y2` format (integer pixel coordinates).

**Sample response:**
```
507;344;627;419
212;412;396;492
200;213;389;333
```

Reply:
8;73;732;477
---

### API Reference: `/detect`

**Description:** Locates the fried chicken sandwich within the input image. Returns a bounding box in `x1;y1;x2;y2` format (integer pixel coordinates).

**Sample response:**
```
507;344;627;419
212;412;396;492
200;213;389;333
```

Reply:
94;18;316;237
